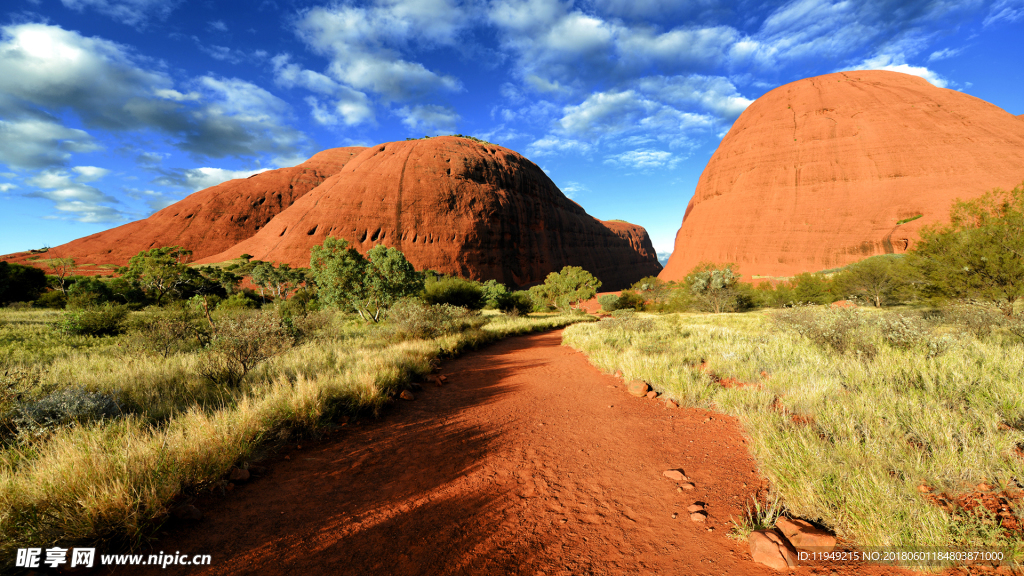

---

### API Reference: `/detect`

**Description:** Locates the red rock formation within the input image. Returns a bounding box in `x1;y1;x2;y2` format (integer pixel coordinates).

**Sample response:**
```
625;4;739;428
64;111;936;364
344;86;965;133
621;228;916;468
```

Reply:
660;71;1024;281
201;136;661;289
3;148;365;268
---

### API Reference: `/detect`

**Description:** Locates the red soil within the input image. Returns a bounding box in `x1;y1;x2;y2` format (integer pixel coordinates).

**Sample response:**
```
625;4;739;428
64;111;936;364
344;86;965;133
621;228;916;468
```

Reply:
661;70;1024;281
109;330;923;576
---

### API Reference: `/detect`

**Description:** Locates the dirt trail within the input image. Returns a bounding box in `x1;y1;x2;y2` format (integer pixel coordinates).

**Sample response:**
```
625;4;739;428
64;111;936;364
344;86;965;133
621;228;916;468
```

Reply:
113;330;905;575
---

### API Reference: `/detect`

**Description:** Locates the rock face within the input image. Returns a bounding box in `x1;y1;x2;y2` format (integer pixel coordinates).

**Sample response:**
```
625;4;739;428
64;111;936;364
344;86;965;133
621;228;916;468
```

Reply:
201;136;661;289
660;70;1024;281
22;148;366;266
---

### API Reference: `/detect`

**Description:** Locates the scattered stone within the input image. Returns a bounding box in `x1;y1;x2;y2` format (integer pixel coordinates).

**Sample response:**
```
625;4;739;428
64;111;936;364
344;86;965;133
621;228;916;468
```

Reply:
627;380;650;397
432;376;444;387
663;469;688;482
748;529;799;571
439;374;448;382
614;370;624;378
687;504;705;513
228;466;250;483
284;455;290;460
672;513;678;519
690;511;707;523
775;517;837;552
170;504;203;521
680;482;696;491
646;390;659;399
400;390;416;401
664;399;679;409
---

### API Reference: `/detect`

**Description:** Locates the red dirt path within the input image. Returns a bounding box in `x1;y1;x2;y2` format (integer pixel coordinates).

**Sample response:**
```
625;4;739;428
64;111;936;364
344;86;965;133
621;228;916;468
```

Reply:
111;330;918;576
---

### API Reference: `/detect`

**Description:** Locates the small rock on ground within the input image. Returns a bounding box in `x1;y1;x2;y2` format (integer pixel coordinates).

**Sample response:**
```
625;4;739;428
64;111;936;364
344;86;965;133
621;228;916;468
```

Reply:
687;503;705;513
664;399;679;408
775;517;836;551
748;529;799;571
171;505;203;521
689;511;707;523
646;390;659;399
228;467;250;483
627;380;650;397
400;390;416;401
663;469;688;482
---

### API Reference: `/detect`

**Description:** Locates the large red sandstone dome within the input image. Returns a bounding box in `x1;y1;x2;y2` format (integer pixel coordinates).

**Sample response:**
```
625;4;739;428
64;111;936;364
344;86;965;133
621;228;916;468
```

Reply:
660;70;1024;281
201;136;661;289
3;147;365;270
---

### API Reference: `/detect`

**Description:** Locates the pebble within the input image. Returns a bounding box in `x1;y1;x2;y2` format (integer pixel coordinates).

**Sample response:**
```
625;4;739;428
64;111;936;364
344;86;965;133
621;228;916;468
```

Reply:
400;390;416;401
228;466;250;483
646;390;659;399
690;511;707;523
687;504;705;513
663;469;688;482
680;482;696;491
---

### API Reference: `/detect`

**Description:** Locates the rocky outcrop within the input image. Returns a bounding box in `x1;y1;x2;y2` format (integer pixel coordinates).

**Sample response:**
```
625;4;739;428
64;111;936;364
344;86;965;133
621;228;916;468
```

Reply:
660;70;1024;281
8;147;365;266
201;136;661;289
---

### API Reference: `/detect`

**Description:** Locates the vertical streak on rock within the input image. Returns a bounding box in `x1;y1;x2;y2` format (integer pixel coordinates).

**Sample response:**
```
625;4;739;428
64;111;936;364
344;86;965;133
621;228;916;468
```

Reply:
394;140;418;252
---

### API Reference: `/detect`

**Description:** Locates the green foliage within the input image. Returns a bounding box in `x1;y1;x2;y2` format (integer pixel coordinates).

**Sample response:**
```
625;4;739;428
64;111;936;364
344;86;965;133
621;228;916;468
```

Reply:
66;277;113;308
0;262;47;305
117;247;194;305
941;300;1006;340
686;262;739;313
832;255;916;307
910;183;1024;314
34;290;66;309
249;261;305;300
629;276;669;305
771;306;877;358
500;291;533;316
386;299;485;339
616;290;646;311
310;237;424;322
480;280;509;309
532;266;602;311
198;310;293;387
217;292;258;311
46;257;77;295
790;272;834;305
897;214;924;225
422;275;485;309
598;294;620;312
126;305;211;358
53;303;129;337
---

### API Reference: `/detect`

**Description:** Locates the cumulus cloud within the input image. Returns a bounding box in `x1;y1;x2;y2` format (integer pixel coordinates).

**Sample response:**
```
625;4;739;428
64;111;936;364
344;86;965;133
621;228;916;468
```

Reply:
0;183;17;193
397;104;459;132
293;2;465;101
59;0;185;27
0;23;308;170
556;88;716;147
605;149;678;169
272;54;375;125
24;168;126;223
153;166;273;192
852;54;949;88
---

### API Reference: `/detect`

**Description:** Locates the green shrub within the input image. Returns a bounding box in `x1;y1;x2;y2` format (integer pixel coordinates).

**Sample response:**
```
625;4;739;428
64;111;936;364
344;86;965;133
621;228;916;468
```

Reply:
598;294;619;312
66;277;114;309
616;290;645;311
198;310;293;387
422;276;485;309
498;291;533;316
603;309;654;332
217;291;258;311
126;305;210;357
942;300;1005;340
387;299;484;339
0;262;47;305
772;306;876;358
53;303;129;337
34;290;67;309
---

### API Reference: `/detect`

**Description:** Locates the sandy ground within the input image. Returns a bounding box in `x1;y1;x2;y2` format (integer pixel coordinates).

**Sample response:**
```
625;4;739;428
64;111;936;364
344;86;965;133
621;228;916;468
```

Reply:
105;329;920;576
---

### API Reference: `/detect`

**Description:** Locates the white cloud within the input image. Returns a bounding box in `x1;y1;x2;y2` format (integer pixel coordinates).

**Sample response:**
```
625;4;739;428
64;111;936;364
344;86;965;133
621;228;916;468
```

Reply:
636;75;751;118
24;168;126;223
853;54;949;88
153;166;273;192
273;54;375;125
605;148;678;169
928;47;963;61
397;104;459;132
985;0;1024;25
526;135;592;157
560;180;588;198
556;88;715;147
0;23;308;169
294;2;465;101
208;20;228;32
0;183;17;193
72;166;110;181
59;0;185;27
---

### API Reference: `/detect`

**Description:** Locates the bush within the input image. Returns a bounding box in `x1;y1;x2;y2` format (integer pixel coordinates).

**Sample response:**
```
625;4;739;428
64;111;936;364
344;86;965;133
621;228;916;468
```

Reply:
5;388;123;441
199;311;293;387
0;262;47;305
218;291;258;311
481;280;510;309
53;303;129;337
422;276;485;309
127;305;210;357
598;294;620;312
34;290;67;309
873;312;931;350
602;309;654;332
772;306;876;358
66;277;114;309
387;299;484;339
616;290;646;311
942;300;1005;340
498;291;533;316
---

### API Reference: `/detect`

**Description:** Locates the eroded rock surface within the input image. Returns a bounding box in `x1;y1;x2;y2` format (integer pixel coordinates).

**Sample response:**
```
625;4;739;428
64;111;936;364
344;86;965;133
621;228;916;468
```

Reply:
661;70;1024;280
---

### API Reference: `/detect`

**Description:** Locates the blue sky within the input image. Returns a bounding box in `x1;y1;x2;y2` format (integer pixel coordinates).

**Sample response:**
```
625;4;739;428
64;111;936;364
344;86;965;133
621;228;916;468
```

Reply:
1;0;1022;259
